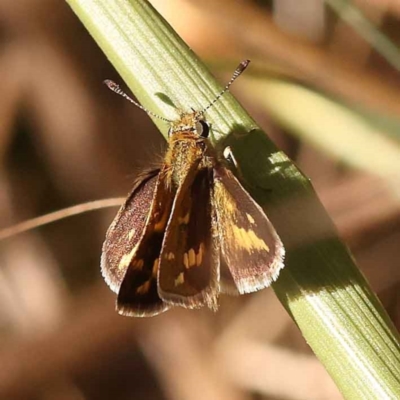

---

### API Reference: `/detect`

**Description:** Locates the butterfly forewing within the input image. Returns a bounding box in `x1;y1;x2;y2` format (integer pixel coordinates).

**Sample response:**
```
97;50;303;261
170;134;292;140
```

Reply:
213;166;285;294
115;170;175;317
101;170;159;293
158;167;219;310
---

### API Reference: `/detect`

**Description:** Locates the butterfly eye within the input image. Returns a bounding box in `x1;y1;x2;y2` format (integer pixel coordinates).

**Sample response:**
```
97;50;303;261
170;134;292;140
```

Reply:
196;120;210;138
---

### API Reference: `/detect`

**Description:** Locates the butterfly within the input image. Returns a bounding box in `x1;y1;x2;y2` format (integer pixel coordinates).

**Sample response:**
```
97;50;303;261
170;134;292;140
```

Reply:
101;60;284;317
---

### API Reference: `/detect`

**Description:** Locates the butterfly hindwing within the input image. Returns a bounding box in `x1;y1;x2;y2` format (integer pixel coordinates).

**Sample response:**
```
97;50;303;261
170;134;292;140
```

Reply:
114;169;174;317
213;165;284;295
158;167;219;310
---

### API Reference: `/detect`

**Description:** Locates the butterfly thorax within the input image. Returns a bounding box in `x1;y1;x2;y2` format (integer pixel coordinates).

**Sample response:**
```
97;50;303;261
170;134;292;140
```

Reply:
164;131;206;188
163;111;209;188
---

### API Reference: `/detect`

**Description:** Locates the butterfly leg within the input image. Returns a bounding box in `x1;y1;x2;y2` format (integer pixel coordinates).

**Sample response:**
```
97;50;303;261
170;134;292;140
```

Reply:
222;146;238;168
222;146;248;184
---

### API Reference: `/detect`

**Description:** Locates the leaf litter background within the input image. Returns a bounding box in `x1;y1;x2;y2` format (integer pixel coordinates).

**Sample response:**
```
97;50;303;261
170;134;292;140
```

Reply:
0;0;400;399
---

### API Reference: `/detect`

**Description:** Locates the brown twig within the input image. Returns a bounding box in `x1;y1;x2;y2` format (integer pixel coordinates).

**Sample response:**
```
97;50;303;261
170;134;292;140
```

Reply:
0;198;124;241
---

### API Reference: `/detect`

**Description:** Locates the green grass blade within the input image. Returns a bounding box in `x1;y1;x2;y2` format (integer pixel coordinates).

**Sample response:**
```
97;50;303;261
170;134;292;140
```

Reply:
244;77;400;179
66;0;400;398
327;0;400;73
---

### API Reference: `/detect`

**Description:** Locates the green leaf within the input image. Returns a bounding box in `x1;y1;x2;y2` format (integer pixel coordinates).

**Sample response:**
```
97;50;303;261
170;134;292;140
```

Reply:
66;0;400;398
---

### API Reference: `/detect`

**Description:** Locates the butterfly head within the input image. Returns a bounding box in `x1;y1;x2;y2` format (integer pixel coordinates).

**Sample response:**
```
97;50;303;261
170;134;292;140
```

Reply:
168;111;210;139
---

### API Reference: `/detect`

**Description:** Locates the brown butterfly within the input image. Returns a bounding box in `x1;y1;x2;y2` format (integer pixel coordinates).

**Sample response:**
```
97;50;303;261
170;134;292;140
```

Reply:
101;60;285;317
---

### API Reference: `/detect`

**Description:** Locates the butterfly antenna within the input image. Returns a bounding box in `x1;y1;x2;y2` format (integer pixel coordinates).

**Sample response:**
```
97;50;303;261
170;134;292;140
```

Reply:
104;80;172;123
200;59;250;115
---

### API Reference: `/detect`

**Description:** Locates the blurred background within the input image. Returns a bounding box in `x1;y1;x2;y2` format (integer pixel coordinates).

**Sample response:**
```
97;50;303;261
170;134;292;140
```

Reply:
0;0;399;399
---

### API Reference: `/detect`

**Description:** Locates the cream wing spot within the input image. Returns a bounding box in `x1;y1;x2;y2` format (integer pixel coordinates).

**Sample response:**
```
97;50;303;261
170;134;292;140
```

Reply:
154;209;169;232
246;213;255;224
183;253;189;269
152;258;160;277
188;248;196;267
178;212;190;225
196;243;204;266
174;272;185;286
118;243;139;270
134;259;144;269
128;228;136;240
231;225;270;252
136;280;150;295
